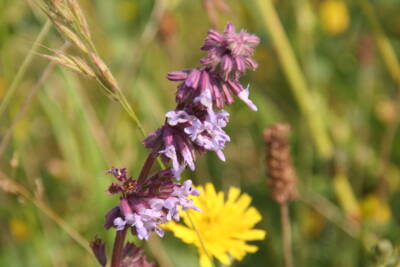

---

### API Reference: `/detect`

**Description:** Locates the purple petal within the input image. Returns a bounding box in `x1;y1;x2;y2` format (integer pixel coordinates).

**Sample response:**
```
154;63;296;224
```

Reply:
114;217;126;231
104;206;121;229
216;150;226;161
185;69;202;88
166;110;194;126
167;71;188;81
159;145;180;172
194;89;213;110
238;85;258;111
224;22;235;35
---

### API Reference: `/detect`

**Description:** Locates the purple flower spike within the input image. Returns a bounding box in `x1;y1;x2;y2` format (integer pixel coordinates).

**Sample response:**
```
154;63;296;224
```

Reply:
144;22;259;177
144;124;197;179
168;23;259;112
104;168;199;240
101;22;259;251
201;22;260;77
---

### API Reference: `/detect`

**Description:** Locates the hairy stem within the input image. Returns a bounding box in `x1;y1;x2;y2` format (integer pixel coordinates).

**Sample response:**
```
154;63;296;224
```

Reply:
137;151;158;185
111;228;128;267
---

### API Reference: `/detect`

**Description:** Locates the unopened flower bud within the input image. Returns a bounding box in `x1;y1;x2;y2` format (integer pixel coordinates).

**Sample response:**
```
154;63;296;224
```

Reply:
90;237;107;267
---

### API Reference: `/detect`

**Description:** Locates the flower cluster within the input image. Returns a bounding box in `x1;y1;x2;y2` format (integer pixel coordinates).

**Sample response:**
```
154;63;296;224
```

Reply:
145;22;260;177
103;22;259;245
104;168;199;240
42;0;262;264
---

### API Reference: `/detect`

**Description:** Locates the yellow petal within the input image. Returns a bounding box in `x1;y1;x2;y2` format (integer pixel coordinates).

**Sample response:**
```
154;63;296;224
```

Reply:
242;207;262;225
229;241;259;260
235;193;252;212
214;252;231;265
163;222;198;244
199;252;213;267
227;186;241;203
235;229;267;240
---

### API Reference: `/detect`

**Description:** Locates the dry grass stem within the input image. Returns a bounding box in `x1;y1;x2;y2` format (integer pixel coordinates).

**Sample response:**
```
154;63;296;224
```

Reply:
0;19;52;121
264;123;298;267
0;171;92;255
0;42;70;157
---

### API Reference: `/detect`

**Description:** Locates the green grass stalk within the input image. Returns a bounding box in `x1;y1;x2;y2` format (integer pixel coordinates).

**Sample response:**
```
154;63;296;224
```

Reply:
0;42;69;157
0;171;92;255
254;0;333;159
0;20;52;121
280;203;294;267
356;0;400;195
356;0;400;84
186;211;215;267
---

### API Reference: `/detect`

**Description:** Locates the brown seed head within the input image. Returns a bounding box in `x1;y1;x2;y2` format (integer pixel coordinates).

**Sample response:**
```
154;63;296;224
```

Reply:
263;123;298;204
66;0;91;38
89;53;120;94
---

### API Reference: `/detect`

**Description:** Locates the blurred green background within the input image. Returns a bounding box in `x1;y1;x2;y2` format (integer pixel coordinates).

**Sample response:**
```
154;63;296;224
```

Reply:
1;0;400;266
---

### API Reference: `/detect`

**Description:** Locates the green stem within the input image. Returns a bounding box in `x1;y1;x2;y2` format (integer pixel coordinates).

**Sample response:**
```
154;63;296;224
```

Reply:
0;171;92;254
356;0;400;84
110;228;127;267
280;203;294;267
254;0;333;159
0;19;52;121
356;0;400;196
186;211;215;267
115;90;147;137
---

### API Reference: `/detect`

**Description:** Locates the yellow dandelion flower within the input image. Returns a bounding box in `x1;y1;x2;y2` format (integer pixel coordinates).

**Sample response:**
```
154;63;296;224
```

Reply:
319;0;350;35
163;183;266;267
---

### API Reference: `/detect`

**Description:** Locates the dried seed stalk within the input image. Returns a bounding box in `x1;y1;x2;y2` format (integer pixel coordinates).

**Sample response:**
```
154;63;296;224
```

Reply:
263;123;298;204
263;123;298;267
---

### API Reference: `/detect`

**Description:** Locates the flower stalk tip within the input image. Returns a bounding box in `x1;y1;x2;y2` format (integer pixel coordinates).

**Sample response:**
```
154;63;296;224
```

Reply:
145;22;259;174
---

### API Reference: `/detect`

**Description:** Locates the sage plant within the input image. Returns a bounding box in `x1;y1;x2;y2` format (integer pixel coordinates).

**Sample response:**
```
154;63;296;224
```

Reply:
38;1;259;265
97;22;260;267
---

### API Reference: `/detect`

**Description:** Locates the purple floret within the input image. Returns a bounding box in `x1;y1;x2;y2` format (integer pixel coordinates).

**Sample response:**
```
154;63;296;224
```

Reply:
104;168;199;240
